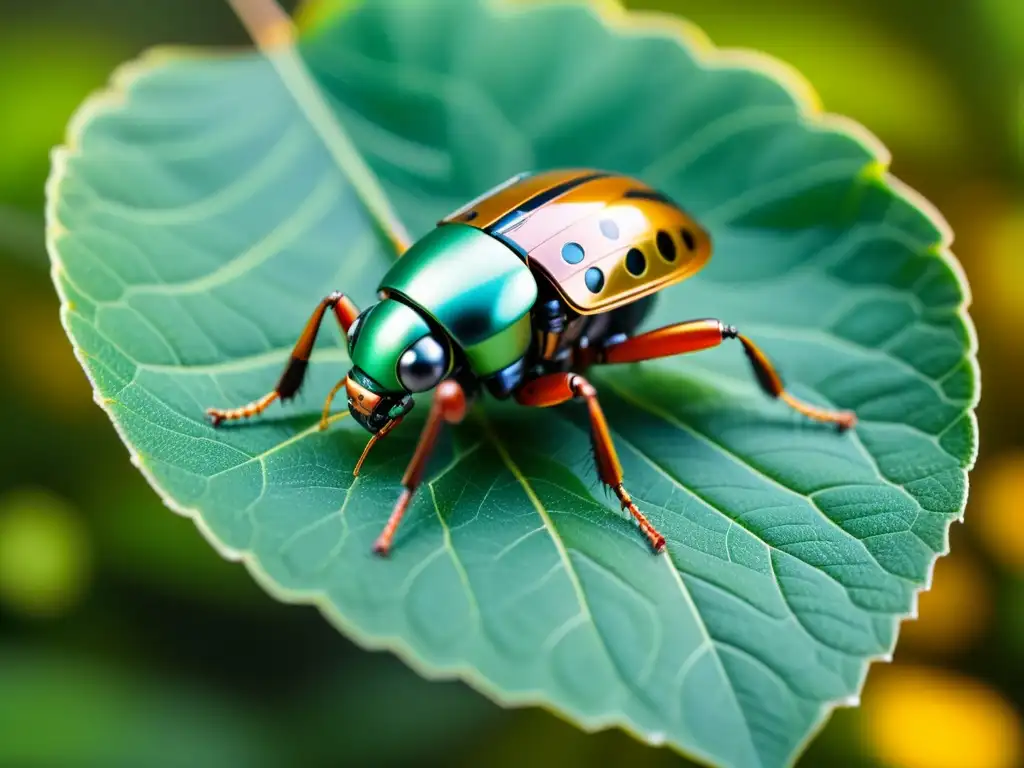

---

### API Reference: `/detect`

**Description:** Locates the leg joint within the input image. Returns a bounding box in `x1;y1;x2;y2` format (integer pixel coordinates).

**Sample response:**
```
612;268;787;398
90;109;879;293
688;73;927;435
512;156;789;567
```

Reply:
569;374;597;399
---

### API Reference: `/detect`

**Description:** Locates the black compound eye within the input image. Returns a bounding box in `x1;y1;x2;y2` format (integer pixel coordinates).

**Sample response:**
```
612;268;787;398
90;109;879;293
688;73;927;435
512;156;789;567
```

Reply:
398;335;448;392
346;309;369;353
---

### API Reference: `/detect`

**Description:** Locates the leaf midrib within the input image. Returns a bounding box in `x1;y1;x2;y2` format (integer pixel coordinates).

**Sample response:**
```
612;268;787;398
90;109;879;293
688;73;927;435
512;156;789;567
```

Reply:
258;39;411;249
477;410;763;764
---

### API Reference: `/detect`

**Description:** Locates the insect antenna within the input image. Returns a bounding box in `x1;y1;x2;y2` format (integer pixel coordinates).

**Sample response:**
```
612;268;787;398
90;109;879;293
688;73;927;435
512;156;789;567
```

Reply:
353;417;403;476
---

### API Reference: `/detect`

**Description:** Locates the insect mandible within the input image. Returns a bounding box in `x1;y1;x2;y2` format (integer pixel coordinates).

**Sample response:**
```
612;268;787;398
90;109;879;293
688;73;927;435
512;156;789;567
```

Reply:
207;170;857;556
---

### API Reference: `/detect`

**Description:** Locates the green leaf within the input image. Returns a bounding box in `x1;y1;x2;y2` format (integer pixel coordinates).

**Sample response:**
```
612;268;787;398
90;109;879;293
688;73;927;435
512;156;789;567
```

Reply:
46;2;979;766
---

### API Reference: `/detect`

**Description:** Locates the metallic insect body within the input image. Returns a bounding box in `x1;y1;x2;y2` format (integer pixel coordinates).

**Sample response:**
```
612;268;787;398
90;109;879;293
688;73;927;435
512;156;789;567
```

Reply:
207;170;857;556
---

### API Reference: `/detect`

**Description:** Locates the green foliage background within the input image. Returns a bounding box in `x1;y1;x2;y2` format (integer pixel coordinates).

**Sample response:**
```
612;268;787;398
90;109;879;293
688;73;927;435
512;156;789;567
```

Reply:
0;1;1019;767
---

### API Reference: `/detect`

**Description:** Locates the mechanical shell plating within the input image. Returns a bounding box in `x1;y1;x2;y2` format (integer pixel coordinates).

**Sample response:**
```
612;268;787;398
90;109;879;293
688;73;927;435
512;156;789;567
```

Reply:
376;224;538;386
207;169;857;556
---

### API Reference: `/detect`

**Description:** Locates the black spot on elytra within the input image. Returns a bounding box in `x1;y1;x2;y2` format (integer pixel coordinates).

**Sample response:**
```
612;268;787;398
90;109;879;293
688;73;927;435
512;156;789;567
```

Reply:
656;231;676;262
625;248;646;276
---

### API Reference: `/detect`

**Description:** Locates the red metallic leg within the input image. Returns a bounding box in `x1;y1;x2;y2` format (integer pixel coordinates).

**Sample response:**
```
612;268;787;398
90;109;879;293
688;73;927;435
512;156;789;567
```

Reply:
731;331;856;429
515;373;666;553
584;318;725;365
586;319;856;431
207;291;360;426
373;380;467;556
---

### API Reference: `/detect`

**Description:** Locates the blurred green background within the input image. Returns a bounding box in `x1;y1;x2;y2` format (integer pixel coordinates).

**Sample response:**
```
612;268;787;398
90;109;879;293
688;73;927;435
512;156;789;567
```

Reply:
0;0;1020;766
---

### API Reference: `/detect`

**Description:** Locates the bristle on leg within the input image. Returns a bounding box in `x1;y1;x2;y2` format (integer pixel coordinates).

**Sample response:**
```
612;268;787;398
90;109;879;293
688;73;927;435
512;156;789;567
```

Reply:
614;484;666;553
207;392;278;427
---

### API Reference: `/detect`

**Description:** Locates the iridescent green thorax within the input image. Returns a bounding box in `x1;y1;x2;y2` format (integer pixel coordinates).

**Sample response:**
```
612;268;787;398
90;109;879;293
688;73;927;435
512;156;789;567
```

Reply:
349;299;431;392
378;224;538;375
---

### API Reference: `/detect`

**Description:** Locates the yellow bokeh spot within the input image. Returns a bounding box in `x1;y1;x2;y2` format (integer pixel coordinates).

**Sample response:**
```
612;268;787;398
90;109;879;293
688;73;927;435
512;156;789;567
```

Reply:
0;294;93;418
898;548;991;654
977;204;1024;331
0;489;91;618
973;452;1024;571
863;666;1024;768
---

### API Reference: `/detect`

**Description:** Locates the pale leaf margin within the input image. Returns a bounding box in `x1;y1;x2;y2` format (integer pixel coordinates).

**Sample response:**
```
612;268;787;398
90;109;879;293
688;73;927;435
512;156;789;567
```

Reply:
44;0;981;764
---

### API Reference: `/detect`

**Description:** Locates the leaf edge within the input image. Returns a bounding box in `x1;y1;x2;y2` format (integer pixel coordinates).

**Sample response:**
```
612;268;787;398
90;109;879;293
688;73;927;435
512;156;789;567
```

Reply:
43;4;982;767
